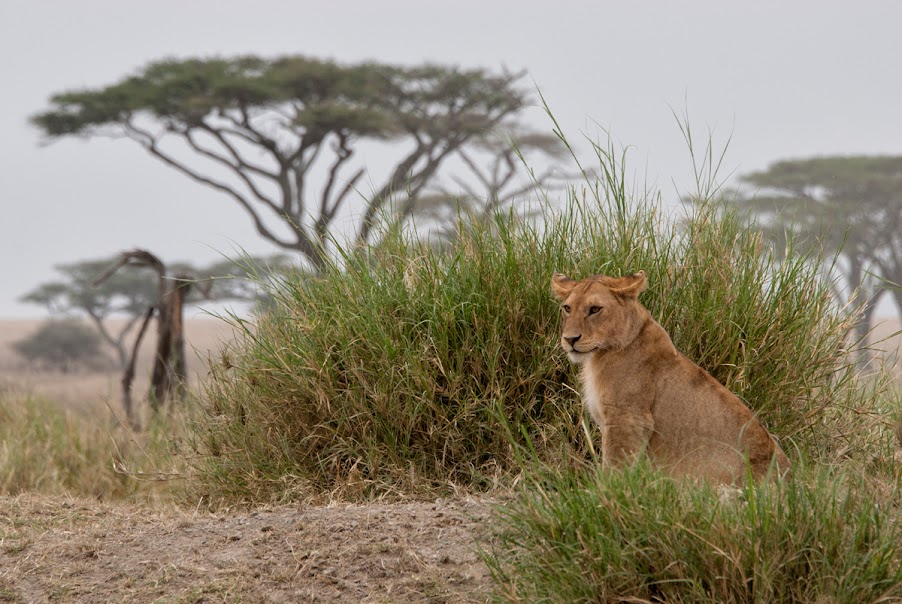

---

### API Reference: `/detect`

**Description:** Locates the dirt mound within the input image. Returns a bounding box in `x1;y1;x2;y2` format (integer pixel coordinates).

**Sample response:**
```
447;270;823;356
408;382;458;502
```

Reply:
0;496;493;603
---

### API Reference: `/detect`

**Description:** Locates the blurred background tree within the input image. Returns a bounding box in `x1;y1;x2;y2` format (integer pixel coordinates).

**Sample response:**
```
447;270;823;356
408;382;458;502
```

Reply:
727;155;902;359
19;254;286;374
13;319;108;373
20;258;160;372
31;56;553;270
407;125;570;247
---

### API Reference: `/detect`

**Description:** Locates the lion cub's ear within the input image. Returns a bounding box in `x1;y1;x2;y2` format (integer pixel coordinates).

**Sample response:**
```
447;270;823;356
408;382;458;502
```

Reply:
551;273;577;301
610;270;647;298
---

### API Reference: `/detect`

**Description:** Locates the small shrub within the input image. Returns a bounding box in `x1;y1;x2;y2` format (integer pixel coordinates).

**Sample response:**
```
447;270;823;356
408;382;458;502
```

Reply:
12;318;110;372
483;463;902;603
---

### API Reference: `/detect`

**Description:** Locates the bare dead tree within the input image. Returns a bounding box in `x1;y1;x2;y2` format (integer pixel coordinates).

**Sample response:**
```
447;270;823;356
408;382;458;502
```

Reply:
95;249;208;428
120;306;155;427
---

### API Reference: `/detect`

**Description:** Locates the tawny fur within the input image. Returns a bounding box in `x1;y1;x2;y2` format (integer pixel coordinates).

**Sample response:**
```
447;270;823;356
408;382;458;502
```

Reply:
552;271;790;484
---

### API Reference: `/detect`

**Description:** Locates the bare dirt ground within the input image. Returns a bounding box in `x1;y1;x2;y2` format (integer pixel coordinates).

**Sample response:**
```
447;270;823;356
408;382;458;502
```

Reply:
0;495;494;603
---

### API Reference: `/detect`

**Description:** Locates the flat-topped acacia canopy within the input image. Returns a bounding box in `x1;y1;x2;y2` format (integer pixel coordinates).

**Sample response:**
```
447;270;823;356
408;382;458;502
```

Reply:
33;56;529;268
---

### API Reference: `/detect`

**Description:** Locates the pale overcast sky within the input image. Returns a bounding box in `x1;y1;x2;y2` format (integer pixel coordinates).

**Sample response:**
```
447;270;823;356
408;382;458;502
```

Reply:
1;1;900;317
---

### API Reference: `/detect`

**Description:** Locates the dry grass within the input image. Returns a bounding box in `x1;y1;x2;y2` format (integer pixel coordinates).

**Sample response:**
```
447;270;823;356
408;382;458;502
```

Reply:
870;317;902;380
0;316;237;503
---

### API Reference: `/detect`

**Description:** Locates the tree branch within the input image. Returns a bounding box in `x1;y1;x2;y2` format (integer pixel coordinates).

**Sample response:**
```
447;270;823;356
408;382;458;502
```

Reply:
357;140;431;244
448;176;481;201
219;106;310;222
393;142;461;227
457;149;493;191
198;122;282;181
123;120;297;250
84;308;127;368
358;125;484;246
181;128;282;215
316;167;365;242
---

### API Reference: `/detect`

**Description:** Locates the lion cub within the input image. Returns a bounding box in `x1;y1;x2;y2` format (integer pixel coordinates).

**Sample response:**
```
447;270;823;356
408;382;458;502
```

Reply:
552;271;790;484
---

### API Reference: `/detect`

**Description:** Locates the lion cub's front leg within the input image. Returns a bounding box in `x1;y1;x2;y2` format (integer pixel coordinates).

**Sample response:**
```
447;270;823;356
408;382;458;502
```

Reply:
598;409;655;467
582;361;656;467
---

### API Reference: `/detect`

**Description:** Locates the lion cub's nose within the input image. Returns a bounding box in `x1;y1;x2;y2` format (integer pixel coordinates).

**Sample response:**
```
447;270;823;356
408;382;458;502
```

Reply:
564;335;581;348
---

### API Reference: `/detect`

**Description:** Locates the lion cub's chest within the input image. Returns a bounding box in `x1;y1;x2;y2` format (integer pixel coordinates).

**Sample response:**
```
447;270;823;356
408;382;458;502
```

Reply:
579;355;648;424
580;363;605;420
580;361;623;424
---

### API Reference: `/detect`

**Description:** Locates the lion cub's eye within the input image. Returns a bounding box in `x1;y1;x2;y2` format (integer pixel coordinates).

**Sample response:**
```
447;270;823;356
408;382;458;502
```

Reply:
562;305;571;314
588;306;602;315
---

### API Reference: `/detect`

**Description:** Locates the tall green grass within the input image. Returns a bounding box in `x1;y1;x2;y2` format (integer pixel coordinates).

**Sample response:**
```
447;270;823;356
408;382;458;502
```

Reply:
189;131;893;505
484;462;902;603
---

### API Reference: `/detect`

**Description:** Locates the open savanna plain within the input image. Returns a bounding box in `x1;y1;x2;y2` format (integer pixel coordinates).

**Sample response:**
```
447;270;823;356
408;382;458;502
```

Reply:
0;317;234;416
2;319;901;602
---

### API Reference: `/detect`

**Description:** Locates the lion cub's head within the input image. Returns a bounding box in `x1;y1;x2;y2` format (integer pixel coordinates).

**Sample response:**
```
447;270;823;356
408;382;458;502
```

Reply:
551;271;648;363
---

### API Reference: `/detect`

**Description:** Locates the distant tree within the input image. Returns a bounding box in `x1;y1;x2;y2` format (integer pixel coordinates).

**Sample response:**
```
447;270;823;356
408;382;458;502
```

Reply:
32;56;529;270
20;258;159;371
727;156;902;357
13;319;108;373
92;250;204;427
408;126;571;246
20;255;285;376
199;254;294;307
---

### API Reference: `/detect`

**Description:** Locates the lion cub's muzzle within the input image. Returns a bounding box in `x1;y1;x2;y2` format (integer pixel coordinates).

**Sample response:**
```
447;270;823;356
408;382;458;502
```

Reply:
561;333;592;363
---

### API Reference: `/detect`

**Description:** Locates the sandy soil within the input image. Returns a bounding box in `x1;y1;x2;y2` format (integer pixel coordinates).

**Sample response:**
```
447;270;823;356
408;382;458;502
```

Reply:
0;495;494;603
0;316;495;602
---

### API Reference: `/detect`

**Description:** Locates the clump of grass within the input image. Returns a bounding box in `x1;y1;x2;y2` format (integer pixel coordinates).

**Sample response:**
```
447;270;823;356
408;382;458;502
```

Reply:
0;393;182;502
484;462;902;603
189;125;894;505
191;216;580;505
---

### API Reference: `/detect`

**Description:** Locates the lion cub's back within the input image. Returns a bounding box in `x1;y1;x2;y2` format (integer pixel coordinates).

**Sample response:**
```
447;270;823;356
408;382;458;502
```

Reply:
650;350;785;482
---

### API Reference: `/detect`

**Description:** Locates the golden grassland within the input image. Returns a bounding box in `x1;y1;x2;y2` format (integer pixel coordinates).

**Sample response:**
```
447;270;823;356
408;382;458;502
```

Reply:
0;315;239;505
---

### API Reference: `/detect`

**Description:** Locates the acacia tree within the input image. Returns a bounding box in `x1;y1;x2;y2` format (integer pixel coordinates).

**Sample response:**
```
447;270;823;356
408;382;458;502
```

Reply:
13;319;108;372
200;253;293;307
32;56;529;269
21;254;278;379
408;126;570;246
21;258;159;371
730;156;902;355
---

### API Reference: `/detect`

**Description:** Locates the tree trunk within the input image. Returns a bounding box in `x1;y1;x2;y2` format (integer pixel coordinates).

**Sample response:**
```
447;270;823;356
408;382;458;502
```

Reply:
846;258;878;370
121;307;155;430
883;264;902;324
149;275;190;413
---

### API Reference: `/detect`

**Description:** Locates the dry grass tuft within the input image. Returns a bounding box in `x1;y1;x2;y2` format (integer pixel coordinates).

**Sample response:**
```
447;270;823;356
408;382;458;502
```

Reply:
0;392;186;503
